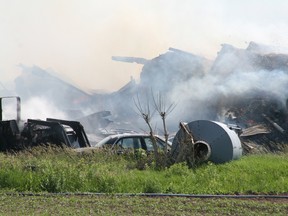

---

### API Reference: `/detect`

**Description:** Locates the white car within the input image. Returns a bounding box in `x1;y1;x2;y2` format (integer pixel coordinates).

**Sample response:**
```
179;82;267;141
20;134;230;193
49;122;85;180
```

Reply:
95;133;171;152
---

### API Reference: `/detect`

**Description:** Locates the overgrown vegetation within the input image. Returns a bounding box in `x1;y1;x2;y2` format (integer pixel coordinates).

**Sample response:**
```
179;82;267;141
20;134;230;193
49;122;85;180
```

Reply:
0;146;287;194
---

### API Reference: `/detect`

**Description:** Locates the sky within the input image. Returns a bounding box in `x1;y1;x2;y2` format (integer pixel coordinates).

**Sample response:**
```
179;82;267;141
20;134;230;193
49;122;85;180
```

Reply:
1;0;288;92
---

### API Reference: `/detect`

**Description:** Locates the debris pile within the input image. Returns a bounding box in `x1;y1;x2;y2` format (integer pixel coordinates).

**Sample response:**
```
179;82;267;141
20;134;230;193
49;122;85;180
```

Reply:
1;41;288;153
209;42;288;153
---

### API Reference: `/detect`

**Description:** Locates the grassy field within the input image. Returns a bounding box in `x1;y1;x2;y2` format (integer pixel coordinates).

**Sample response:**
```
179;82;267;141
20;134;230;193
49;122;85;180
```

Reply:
0;146;287;194
0;193;287;215
0;146;287;215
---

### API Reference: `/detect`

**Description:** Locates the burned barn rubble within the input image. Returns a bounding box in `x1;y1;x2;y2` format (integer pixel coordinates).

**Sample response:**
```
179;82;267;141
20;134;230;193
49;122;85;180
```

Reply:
1;41;288;154
210;42;288;153
112;42;288;154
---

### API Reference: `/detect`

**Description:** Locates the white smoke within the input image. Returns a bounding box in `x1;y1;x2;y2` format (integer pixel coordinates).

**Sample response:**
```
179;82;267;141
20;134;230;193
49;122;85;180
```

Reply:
21;97;67;121
1;1;288;92
170;69;288;121
166;45;288;129
1;97;19;120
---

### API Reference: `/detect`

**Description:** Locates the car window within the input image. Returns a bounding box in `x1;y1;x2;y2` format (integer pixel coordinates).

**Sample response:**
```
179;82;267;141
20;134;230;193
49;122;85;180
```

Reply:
96;136;118;147
144;137;165;151
117;137;141;149
67;132;80;148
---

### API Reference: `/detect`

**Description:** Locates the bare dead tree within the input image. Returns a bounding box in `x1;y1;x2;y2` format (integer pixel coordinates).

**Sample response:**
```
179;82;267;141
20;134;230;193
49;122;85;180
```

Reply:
152;92;176;155
133;93;160;163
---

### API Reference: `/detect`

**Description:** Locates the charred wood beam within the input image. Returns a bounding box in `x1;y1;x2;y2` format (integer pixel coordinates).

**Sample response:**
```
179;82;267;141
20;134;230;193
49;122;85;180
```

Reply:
262;114;285;134
111;56;148;64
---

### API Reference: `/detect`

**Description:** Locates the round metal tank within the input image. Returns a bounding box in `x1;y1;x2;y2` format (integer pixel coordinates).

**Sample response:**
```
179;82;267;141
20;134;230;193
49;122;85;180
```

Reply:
171;120;242;163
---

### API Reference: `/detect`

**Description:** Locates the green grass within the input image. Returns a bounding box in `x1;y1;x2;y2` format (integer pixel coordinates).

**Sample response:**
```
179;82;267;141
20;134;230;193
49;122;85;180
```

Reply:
0;146;287;195
0;146;287;215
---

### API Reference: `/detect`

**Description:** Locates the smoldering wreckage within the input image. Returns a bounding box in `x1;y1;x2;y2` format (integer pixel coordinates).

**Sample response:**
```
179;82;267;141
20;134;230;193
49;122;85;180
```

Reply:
1;41;288;164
